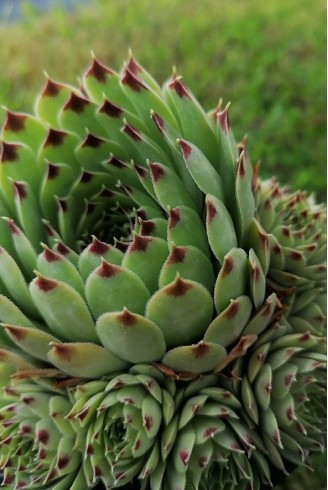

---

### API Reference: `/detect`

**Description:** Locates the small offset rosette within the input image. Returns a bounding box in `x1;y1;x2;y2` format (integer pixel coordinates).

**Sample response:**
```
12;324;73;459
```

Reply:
253;177;327;338
68;366;175;488
229;327;326;478
150;380;262;490
0;379;85;489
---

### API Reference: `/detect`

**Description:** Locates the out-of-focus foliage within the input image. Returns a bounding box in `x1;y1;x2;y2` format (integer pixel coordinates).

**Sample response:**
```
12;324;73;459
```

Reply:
0;0;325;199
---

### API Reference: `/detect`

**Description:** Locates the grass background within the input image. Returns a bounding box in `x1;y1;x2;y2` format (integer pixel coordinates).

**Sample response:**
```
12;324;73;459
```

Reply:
0;1;326;488
0;0;326;200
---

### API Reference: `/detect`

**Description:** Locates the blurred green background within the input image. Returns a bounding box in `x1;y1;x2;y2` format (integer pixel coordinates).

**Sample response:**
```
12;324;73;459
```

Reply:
0;1;326;488
0;0;326;201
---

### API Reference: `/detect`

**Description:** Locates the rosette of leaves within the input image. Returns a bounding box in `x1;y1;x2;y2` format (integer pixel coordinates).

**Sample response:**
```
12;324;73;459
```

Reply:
67;365;271;490
223;324;326;482
0;378;84;489
254;177;326;337
0;54;325;489
0;55;280;379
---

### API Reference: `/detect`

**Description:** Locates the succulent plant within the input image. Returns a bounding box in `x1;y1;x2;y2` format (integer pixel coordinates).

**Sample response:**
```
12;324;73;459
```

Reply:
0;54;326;489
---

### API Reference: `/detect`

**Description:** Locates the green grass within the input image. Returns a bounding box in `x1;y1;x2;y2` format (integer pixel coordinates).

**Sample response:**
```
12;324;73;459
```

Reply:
0;0;326;199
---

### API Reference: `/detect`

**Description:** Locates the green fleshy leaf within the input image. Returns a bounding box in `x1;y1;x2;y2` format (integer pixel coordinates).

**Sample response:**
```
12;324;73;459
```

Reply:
59;92;106;138
38;128;80;174
172;424;195;473
246;219;270;274
163;76;218;166
30;272;97;342
83;58;133;107
249;249;266;309
215;104;239;208
78;236;124;281
35;78;73;127
141;396;162;438
85;260;150;318
75;132;126;170
204;295;252;347
122;235;168;293
121;66;177;144
2;217;37;277
96;309;166;363
3;324;58;362
0;247;38;317
40;162;75;223
13;180;46;249
0;143;41;213
0;293;35;327
163;341;226;374
235;151;255;239
48;341;129;378
149;161;196;211
159;243;215;292
37;245;84;296
243;293;277;336
146;275;213;348
205;194;237;263
1;110;47;152
167;205;210;257
214;248;248;313
178;139;224;200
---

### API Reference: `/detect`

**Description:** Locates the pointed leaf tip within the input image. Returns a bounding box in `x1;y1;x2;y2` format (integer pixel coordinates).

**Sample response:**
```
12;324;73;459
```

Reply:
177;139;192;160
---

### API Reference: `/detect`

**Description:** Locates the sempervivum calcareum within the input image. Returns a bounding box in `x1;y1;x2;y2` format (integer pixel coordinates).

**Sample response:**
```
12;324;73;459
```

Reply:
0;54;326;489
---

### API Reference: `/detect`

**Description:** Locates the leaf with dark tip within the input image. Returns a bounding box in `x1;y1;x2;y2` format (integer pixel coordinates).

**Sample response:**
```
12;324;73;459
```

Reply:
163;75;218;166
40;163;75;223
0;294;35;327
122;235;168;293
249;248;266;309
0;143;41;211
48;342;129;378
172;425;195;473
159;243;215;292
178;139;224;200
245;219;270;274
204;296;252;347
205;194;237;263
214;248;248;313
75;132;126;170
122;122;173;169
235;151;255;240
39;129;80;174
168;205;210;257
35;78;73;127
96;309;165;363
78;236;124;281
213;334;258;373
146;275;213;348
13;180;46;249
85;260;150;318
37;245;84;296
162;341;226;374
149;161;196;211
83;58;133;108
121;66;178;144
243;293;277;336
0;247;38;317
3;324;58;362
59;92;106;138
30;273;97;342
2;217;37;276
1;110;47;152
